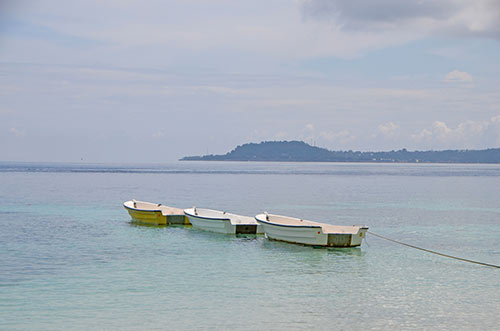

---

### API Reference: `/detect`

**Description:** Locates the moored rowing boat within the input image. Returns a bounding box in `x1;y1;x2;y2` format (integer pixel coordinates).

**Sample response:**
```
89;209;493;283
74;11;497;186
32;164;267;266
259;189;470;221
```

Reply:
124;200;190;225
184;207;263;234
255;213;367;247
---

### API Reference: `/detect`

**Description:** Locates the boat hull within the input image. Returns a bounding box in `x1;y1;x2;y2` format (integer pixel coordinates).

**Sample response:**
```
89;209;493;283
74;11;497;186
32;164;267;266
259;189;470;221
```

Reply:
258;222;329;246
256;215;367;247
184;208;263;234
126;207;168;225
123;201;190;225
329;233;365;247
186;214;237;234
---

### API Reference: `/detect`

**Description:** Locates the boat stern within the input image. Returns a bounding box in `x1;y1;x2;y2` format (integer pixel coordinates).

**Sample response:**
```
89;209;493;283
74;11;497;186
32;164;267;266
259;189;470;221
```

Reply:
327;226;368;247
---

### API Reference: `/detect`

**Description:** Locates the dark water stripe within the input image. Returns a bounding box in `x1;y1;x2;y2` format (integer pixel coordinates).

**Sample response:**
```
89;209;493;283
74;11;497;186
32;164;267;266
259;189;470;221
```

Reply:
1;167;500;177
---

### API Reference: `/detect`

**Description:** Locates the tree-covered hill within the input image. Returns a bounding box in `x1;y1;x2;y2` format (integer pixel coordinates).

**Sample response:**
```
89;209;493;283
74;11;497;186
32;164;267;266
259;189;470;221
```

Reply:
180;141;500;163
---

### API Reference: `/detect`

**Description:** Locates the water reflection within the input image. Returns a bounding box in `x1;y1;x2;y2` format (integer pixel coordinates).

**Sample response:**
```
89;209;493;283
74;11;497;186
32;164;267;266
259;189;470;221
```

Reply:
128;220;167;228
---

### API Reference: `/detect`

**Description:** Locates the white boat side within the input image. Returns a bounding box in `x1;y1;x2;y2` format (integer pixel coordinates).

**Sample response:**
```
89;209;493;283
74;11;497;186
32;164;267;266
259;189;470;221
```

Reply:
184;208;263;234
255;213;368;247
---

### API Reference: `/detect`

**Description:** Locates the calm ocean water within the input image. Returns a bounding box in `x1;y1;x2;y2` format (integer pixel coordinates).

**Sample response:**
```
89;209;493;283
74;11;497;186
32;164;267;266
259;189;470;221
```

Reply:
1;161;499;330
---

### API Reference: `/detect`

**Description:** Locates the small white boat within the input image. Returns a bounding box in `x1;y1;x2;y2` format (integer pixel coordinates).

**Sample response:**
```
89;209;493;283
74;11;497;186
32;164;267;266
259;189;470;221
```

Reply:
184;208;263;234
124;200;190;225
255;213;368;247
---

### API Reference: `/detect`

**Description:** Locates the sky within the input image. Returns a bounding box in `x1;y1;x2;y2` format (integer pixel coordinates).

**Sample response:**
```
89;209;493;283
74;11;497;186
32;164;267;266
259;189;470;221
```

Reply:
1;0;500;162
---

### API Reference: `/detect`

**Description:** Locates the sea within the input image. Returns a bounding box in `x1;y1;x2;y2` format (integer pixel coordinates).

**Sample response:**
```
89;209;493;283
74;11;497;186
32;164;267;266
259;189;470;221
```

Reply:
0;161;499;330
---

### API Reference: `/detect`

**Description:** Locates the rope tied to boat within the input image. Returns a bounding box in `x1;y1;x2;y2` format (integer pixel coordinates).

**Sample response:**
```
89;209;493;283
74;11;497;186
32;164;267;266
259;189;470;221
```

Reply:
368;231;500;269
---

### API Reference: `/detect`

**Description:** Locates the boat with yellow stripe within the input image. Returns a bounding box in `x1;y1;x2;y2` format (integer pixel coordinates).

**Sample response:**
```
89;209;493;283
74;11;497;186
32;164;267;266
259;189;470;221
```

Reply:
124;200;190;225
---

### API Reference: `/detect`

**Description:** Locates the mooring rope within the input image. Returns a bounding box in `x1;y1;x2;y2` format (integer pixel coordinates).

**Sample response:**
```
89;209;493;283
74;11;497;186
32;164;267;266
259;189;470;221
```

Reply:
368;231;500;269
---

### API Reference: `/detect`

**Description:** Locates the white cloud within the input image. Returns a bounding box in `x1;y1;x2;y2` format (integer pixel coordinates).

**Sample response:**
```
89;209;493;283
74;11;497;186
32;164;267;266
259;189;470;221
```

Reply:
431;121;453;139
490;115;500;124
411;116;500;148
456;120;485;137
152;130;165;138
411;120;459;145
4;0;499;66
320;130;355;144
377;122;400;139
305;123;315;131
411;128;433;143
444;70;473;83
9;127;24;137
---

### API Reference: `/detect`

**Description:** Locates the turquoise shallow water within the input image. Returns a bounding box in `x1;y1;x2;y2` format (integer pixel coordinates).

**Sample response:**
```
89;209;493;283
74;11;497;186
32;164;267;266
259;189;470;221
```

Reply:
1;162;499;330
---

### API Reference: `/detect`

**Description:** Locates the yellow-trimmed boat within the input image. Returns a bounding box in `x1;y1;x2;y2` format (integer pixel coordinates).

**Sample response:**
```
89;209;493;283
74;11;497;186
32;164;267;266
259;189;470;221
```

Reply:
124;200;190;225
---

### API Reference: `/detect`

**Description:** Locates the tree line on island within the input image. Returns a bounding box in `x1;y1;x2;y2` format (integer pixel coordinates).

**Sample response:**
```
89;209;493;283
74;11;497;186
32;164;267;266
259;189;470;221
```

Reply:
180;140;500;163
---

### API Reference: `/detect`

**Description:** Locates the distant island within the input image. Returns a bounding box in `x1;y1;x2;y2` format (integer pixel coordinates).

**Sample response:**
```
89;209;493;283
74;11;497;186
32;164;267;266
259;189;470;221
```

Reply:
180;141;500;163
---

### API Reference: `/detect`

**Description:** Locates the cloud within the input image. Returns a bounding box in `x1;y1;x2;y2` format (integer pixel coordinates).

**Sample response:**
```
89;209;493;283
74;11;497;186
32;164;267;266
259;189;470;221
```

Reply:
411;116;500;148
320;130;355;144
491;115;500;124
152;130;165;138
2;0;498;67
301;0;458;28
376;122;400;139
9;127;24;137
300;0;500;40
444;70;473;83
411;121;459;144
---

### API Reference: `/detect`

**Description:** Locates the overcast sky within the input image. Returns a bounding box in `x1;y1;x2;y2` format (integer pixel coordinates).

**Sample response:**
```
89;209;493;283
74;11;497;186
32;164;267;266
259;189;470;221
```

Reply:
1;0;500;162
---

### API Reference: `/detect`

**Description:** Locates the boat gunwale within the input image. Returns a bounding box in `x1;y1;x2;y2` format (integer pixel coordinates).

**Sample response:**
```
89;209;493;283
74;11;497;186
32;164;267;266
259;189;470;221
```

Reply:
255;214;368;233
255;215;322;229
184;209;231;222
124;202;163;213
123;201;184;215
